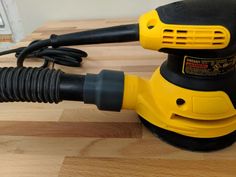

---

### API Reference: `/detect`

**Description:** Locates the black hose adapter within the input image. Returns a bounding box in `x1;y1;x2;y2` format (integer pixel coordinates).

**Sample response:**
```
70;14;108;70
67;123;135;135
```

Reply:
0;67;124;111
83;70;124;111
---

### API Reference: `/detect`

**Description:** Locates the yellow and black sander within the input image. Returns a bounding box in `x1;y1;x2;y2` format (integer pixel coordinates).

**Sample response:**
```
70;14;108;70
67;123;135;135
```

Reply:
1;0;236;151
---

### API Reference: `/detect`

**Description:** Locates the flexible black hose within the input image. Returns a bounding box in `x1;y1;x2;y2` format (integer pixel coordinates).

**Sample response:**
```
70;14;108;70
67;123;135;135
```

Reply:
0;67;62;103
0;67;124;111
0;67;88;103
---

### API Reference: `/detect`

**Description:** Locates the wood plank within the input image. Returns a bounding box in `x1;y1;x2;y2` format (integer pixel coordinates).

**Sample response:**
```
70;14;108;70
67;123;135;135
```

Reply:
0;121;141;138
0;102;139;122
59;157;236;177
1;136;236;160
59;109;138;123
0;155;64;177
37;19;137;31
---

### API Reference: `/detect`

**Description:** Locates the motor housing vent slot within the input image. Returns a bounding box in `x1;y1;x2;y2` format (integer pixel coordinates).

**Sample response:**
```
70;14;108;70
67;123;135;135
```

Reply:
162;28;229;49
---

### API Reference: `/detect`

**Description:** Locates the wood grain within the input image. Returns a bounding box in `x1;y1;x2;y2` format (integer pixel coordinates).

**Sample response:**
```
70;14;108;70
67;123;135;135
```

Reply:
0;155;64;177
59;157;236;177
1;136;236;160
0;121;141;138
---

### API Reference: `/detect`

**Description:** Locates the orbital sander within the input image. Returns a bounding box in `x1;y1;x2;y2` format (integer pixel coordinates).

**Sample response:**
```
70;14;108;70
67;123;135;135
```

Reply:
1;0;236;151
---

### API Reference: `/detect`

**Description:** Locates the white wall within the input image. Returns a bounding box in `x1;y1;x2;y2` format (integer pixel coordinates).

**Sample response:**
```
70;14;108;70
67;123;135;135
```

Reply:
15;0;177;35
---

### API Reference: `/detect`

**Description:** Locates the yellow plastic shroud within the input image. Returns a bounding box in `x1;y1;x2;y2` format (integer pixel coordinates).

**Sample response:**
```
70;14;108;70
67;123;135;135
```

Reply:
139;10;230;51
122;68;236;138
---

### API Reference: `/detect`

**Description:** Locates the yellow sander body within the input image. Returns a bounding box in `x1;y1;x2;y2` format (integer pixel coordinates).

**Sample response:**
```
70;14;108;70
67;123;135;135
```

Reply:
122;8;236;139
123;69;236;138
120;1;236;151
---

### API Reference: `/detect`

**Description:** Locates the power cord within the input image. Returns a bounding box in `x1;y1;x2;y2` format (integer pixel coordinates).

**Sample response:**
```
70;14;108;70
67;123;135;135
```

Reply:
0;24;138;68
0;40;88;68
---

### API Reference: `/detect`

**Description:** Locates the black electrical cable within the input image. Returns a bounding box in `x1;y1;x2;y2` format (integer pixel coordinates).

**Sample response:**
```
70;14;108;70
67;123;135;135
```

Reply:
0;24;139;68
0;40;88;68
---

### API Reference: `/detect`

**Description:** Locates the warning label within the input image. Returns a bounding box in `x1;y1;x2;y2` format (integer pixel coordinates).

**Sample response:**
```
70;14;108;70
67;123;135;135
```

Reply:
182;56;236;76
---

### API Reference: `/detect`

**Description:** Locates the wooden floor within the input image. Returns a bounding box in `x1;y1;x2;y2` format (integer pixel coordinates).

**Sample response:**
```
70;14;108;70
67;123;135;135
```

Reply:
0;19;235;177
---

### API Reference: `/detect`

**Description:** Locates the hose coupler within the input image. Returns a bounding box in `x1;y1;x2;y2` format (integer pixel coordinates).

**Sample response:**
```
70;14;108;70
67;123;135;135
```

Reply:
83;70;124;111
0;67;124;111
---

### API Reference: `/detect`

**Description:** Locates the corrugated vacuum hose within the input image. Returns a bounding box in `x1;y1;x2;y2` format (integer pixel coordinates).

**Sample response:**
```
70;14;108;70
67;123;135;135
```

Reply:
0;67;62;103
0;67;124;111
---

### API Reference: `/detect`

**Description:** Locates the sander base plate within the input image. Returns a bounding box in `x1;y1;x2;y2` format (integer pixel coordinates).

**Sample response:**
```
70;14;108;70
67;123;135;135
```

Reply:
140;116;236;152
